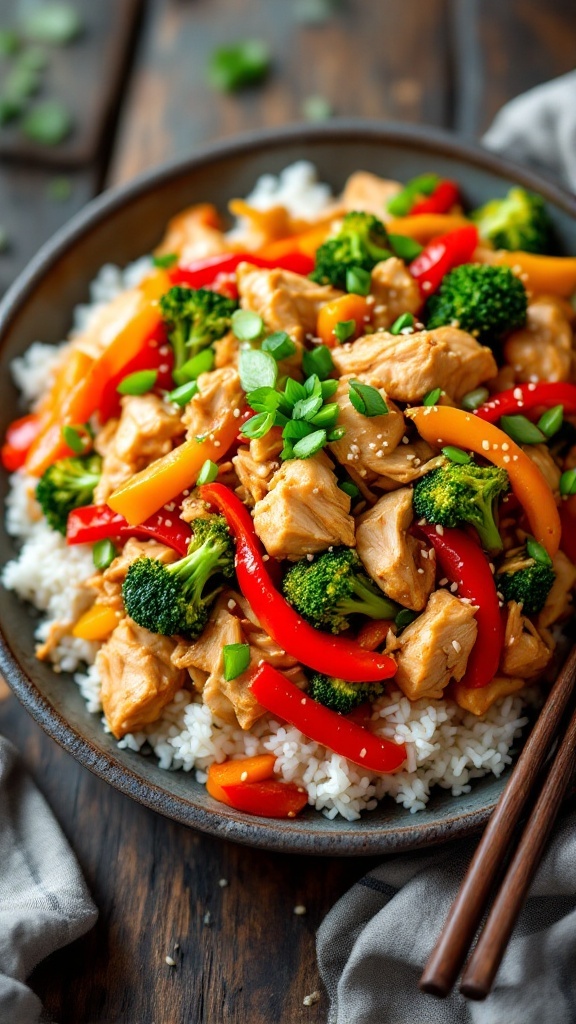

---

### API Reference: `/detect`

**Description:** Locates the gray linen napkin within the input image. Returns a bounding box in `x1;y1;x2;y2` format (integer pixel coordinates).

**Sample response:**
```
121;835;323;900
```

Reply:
0;736;97;1024
317;74;576;1024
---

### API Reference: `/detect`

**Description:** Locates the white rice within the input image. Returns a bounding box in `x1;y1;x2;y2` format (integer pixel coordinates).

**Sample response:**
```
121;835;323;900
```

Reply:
1;163;533;819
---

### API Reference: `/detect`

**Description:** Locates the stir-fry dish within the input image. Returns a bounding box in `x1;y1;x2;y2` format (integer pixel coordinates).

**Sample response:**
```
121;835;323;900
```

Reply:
4;162;576;820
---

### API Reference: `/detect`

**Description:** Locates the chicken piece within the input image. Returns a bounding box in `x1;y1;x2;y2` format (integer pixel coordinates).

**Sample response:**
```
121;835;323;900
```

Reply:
537;550;576;629
452;675;525;716
72;286;148;361
179;494;210;525
356;489;435;611
369;258;422;331
98;618;185;739
94;394;184;504
330;327;497;403
392;590;478;700
233;430;283;506
182;366;243;441
503;297;573;383
327;377;405;477
213;330;239;369
155;203;228;263
253;452;355;560
341;171;402;219
521;443;561;494
88;538;178;613
372;440;443;489
236;262;342;343
500;601;553;679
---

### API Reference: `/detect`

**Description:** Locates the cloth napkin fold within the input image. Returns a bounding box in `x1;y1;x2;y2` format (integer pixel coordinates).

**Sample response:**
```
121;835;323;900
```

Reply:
318;72;576;1024
0;736;97;1024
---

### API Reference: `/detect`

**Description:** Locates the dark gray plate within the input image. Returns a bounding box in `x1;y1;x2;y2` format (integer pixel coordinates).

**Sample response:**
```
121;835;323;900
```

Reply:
1;122;575;855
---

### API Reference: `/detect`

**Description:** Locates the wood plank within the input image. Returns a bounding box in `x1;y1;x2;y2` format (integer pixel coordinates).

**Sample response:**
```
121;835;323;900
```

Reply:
452;0;576;137
109;0;450;185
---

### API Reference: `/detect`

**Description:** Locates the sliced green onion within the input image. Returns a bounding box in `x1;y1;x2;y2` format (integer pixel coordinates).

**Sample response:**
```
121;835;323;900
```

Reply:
339;480;360;499
19;47;48;71
461;386;490;411
442;445;471;465
167;380;199;406
302;94;332;122
117;369;158;396
61;424;91;454
197;459;219;485
232;308;264;341
173;348;215;385
21;99;72;145
321;379;339;401
262;331;297;361
282;419;315;440
284;377;308;407
386;174;439;217
560;469;576;496
387;235;423;262
152;252;178;269
47;176;72;202
0;30;20;55
93;539;116;571
302;345;334;381
390;312;415;336
239;348;278;392
327;426;346;442
333;319;356;343
311;403;339;429
292;429;327;459
346;266;371;296
526;536;553;567
240;411;274;440
223;642;251;681
292;392;323;422
537;404;563;439
395;608;419;630
423;386;442;406
21;3;82;44
208;40;270;93
348;379;388;417
5;63;40;101
500;414;546;445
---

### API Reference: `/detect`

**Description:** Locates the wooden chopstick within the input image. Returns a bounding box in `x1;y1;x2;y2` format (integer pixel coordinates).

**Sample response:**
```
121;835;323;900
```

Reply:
419;643;576;999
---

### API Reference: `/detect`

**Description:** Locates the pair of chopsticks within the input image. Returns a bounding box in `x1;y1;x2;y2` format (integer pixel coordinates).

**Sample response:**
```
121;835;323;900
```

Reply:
420;642;576;1001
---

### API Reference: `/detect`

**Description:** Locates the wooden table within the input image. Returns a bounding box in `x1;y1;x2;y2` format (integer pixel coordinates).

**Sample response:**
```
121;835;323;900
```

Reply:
1;1;574;1020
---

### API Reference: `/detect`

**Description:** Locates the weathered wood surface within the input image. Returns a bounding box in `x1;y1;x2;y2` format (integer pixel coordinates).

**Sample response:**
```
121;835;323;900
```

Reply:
1;0;575;1020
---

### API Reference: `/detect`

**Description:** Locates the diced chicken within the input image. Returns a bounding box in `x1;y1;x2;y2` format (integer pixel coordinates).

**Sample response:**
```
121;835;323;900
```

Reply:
180;494;210;525
330;327;497;403
155;203;228;263
88;537;178;613
500;600;553;679
236;262;342;343
371;440;443;489
182;366;243;441
98;618;185;739
94;394;184;504
392;590;478;700
503;297;573;383
521;443;561;494
213;330;239;369
356;489;435;611
327;377;405;477
369;258;422;331
452;675;525;716
233;429;283;506
341;171;402;219
72;286;148;361
253;452;355;560
537;550;576;629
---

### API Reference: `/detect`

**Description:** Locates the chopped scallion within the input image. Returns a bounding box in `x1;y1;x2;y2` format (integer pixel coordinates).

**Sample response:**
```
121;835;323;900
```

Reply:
537;404;563;439
117;369;158;396
197;459;219;485
153;252;178;269
560;468;576;496
232;308;264;341
387;234;423;262
302;345;334;381
262;330;297;361
223;643;251;681
442;445;471;465
339;480;360;499
345;266;371;296
500;414;546;445
61;423;91;454
93;539;116;571
423;386;442;406
461;387;490;411
390;312;415;335
333;319;355;343
292;428;327;459
173;348;215;385
526;536;553;567
167;380;199;406
239;347;278;392
348;379;388;417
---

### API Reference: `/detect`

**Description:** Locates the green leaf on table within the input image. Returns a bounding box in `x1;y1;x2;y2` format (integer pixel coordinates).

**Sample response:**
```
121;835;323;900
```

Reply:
302;95;332;122
207;40;270;93
47;176;72;201
21;99;72;145
21;4;82;45
0;29;21;56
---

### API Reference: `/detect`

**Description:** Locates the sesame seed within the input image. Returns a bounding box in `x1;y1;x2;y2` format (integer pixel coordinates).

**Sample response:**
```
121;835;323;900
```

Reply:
528;382;537;391
287;811;296;818
218;878;228;888
417;567;425;574
301;697;307;705
421;549;429;559
402;436;409;444
376;450;384;458
164;519;172;527
203;911;212;925
406;453;416;461
450;581;458;592
233;408;241;418
312;487;319;494
482;440;490;451
240;771;248;782
439;577;448;586
422;280;432;292
165;956;176;967
306;553;314;562
227;599;236;610
214;440;221;448
492;443;499;450
503;455;511;463
359;748;367;758
294;905;307;915
452;640;462;653
303;991;321;1007
513;387;523;400
435;524;444;535
501;442;509;451
183;489;190;496
262;553;270;561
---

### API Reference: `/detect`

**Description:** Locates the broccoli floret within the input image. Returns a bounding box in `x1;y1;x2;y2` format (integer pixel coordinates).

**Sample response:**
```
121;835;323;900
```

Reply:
413;462;509;553
308;673;383;714
498;560;555;615
282;547;399;634
122;515;234;638
425;264;527;344
159;286;238;372
470;187;553;255
310;211;391;290
36;454;102;534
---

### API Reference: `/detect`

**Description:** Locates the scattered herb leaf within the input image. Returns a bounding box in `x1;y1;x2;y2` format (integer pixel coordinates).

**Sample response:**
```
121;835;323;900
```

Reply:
223;642;251;681
21;4;82;45
348;379;388;417
197;459;219;485
93;538;116;571
153;252;178;269
117;369;158;396
21;99;72;144
208;39;270;93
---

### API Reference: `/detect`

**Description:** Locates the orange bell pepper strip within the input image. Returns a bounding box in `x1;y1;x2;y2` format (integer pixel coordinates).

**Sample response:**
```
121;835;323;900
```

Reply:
407;405;561;558
107;406;241;525
317;294;371;348
72;603;122;641
206;754;276;806
477;248;576;298
385;213;471;244
256;223;330;261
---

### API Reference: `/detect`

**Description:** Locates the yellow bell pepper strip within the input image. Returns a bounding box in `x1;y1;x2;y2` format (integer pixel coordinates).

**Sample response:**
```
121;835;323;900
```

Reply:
477;248;576;298
107;407;241;525
206;754;276;806
72;603;121;641
316;294;372;348
385;213;472;244
407;405;561;558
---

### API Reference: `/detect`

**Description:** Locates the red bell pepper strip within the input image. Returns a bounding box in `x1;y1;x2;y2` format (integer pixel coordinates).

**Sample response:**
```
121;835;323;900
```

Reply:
559;495;576;565
409;225;479;296
474;382;576;424
220;779;309;818
1;413;42;471
251;663;406;773
200;482;397;682
170;251;315;289
98;325;175;422
66;503;191;556
418;525;504;689
410;180;460;216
